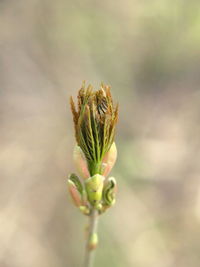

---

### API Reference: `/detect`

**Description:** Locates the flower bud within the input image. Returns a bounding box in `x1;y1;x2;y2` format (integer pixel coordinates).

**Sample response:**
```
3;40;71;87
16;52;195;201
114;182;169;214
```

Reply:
79;206;90;215
70;82;118;177
88;233;98;250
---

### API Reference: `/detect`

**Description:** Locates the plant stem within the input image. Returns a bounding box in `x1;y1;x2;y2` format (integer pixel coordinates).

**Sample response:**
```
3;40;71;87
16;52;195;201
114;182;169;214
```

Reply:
83;208;99;267
89;161;101;176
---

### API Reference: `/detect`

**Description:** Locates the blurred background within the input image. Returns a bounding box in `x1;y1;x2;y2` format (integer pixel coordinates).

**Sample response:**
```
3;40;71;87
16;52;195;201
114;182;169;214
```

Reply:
1;0;200;266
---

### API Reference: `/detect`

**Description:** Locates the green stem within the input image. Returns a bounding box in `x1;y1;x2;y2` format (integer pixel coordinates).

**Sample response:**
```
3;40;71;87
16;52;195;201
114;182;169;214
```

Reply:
89;161;101;176
83;208;99;267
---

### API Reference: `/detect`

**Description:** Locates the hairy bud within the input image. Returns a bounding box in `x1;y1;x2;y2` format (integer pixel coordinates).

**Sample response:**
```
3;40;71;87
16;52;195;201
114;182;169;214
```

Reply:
70;82;118;176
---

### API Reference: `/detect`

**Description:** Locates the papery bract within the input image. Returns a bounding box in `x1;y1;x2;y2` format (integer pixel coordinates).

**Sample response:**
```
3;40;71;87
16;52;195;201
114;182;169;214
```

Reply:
101;142;117;177
73;145;90;180
68;179;83;207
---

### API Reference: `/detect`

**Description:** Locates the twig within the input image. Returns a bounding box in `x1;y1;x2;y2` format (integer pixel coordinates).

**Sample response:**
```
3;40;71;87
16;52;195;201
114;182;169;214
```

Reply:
83;209;99;267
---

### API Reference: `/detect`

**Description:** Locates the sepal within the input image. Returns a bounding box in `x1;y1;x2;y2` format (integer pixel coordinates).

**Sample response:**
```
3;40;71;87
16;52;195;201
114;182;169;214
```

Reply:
68;173;83;194
68;178;83;207
102;177;117;207
68;173;87;208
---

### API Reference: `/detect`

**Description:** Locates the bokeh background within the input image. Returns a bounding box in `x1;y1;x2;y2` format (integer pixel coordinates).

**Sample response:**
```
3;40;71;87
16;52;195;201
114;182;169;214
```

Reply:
1;0;200;266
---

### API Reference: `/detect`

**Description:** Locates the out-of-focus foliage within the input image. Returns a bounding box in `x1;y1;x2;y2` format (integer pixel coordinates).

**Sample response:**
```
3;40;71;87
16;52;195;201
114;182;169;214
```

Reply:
1;0;200;267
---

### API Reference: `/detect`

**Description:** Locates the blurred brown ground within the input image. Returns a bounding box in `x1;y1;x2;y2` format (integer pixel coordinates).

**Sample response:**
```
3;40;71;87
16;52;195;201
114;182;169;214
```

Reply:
1;1;200;267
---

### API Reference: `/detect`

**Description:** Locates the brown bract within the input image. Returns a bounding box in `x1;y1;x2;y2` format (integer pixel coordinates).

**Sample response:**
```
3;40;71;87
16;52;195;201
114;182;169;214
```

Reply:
70;82;118;175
